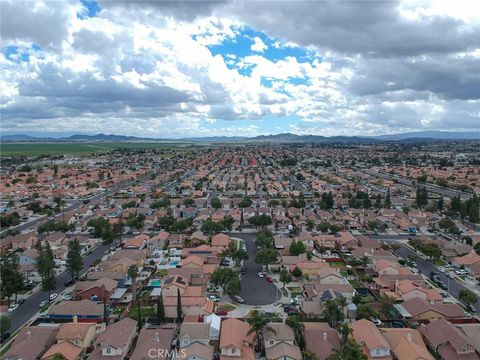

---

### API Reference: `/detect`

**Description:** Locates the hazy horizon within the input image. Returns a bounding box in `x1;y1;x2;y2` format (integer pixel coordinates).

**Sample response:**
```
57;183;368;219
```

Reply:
1;0;479;137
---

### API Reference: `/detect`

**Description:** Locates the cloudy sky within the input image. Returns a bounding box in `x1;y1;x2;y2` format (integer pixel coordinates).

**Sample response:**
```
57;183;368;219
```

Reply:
1;0;479;138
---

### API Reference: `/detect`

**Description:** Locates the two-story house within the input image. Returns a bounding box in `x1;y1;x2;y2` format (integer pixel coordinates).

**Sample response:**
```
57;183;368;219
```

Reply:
263;323;302;360
351;319;392;359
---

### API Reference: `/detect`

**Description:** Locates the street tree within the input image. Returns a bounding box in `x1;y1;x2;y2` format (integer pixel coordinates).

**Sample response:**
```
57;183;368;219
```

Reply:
279;269;292;288
255;247;278;271
459;289;478;308
66;238;83;282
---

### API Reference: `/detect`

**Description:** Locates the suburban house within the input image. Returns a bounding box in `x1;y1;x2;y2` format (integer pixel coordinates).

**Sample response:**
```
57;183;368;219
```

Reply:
395;297;464;321
74;277;118;301
88;318;137;360
47;300;104;322
130;327;176;360
351;319;392;359
219;318;255;360
178;322;214;360
211;233;230;251
419;319;479;360
4;326;59;360
263;323;302;360
380;328;434;360
303;322;341;360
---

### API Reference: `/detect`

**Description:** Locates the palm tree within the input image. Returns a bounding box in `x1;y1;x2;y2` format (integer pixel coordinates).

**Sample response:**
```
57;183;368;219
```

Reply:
247;310;275;352
128;265;139;302
128;265;141;331
324;299;344;327
360;255;371;269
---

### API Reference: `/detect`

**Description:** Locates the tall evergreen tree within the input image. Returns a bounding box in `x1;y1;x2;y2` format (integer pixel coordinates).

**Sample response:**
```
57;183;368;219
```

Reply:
177;288;183;322
385;189;392;208
0;253;25;305
157;295;165;324
66;238;83;282
38;241;57;299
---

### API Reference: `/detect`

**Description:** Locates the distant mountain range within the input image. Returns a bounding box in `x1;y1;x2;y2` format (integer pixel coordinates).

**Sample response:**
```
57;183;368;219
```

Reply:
1;131;479;143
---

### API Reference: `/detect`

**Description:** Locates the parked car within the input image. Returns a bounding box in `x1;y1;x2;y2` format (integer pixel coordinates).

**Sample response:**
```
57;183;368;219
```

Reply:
215;309;228;316
233;295;245;303
17;299;25;305
240;267;247;274
257;272;264;278
266;276;273;283
0;332;11;344
49;293;58;300
447;273;454;279
64;279;74;287
372;318;383;326
285;307;298;315
62;293;73;301
208;295;221;302
39;300;49;308
7;303;19;312
438;282;448;290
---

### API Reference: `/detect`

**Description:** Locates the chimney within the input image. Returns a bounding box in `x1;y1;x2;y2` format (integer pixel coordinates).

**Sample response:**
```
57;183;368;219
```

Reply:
406;333;412;342
26;330;32;338
73;315;78;323
322;332;328;341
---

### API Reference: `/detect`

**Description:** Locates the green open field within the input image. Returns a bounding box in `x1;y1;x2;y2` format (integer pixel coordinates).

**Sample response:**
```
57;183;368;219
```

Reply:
0;142;189;157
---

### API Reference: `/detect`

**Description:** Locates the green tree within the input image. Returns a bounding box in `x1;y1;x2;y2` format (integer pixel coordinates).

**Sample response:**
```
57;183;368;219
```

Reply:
226;276;241;296
324;299;344;327
291;267;302;278
289;240;306;256
0;253;25;304
201;220;224;234
248;214;272;228
279;269;292;288
156;295;165;324
183;198;194;206
177;288;183;322
356;304;378;320
210;268;239;293
385;189;392;208
210;197;221;209
328;340;367;360
239;197;253;208
128;265;139;301
255;247;278;271
38;241;56;299
231;248;248;266
0;315;11;336
66;238;83;282
222;216;235;231
286;314;305;350
459;289;478;308
416;187;428;207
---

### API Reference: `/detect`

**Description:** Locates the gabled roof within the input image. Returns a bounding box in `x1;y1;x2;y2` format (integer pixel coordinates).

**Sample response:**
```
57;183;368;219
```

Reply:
352;319;391;352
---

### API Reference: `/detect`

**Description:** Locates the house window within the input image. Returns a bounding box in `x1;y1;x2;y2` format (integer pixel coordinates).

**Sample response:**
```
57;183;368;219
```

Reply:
231;348;236;354
106;348;111;354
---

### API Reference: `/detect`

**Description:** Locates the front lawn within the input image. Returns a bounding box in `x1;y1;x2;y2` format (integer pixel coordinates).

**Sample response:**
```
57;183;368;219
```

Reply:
218;304;236;312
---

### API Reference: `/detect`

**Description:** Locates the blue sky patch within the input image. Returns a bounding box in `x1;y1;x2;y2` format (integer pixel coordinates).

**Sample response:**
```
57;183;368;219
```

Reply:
78;0;100;19
4;44;41;63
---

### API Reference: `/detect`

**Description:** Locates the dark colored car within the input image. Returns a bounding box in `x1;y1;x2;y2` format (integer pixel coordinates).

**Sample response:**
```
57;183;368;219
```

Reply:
215;310;228;316
18;298;25;305
0;332;11;344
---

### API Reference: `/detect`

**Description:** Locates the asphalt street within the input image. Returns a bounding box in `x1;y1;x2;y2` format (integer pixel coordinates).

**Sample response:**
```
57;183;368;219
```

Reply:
391;242;480;315
363;169;473;201
4;243;109;335
229;232;280;305
1;176;144;236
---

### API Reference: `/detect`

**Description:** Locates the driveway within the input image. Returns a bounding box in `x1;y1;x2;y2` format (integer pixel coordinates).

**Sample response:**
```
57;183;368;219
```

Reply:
229;232;281;305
